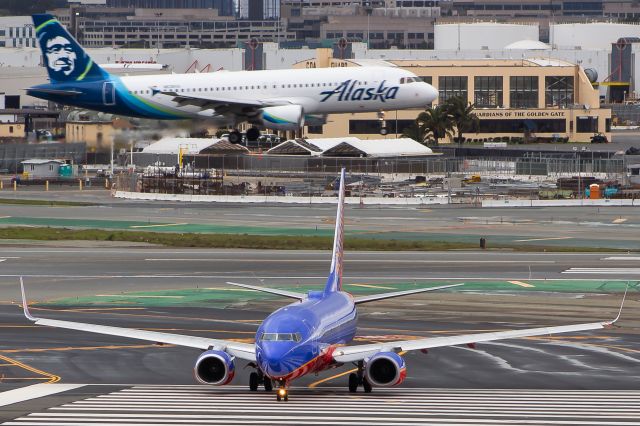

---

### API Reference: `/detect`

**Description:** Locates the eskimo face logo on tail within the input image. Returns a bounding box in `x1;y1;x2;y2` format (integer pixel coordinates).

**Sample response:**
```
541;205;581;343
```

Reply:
320;80;399;103
45;36;77;76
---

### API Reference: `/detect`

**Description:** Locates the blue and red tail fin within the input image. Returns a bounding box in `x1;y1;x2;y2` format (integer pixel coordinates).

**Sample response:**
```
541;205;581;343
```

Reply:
324;168;346;295
33;14;109;83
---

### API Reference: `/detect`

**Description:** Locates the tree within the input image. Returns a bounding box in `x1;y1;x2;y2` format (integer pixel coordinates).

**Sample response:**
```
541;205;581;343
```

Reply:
443;96;479;144
403;105;454;146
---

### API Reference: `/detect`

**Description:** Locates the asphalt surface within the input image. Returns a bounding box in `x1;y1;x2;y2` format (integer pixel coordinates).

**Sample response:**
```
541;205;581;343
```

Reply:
1;199;640;249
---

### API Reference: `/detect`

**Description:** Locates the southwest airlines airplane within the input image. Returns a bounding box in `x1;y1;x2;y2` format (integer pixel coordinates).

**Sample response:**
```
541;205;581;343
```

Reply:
27;14;438;142
21;169;625;401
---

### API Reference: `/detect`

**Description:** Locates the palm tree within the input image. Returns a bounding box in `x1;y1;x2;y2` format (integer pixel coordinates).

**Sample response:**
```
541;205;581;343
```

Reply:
403;105;454;146
443;96;479;144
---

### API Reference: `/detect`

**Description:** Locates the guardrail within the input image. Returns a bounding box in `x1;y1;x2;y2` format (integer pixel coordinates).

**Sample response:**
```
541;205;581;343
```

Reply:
482;199;638;207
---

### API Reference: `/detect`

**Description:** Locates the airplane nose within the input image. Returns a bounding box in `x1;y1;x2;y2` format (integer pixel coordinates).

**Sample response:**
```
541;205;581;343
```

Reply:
425;84;438;102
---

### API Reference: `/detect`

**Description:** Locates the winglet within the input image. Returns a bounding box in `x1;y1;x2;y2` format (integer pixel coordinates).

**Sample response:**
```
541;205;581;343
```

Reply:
324;168;346;294
20;277;37;322
604;284;628;327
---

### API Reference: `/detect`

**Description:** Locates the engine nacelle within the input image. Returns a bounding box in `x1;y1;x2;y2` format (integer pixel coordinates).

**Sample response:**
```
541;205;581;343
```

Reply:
193;350;235;385
259;105;304;130
364;352;406;387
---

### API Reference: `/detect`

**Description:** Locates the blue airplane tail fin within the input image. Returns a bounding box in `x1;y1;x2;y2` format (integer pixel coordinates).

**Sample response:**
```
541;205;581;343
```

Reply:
33;14;109;83
324;168;346;295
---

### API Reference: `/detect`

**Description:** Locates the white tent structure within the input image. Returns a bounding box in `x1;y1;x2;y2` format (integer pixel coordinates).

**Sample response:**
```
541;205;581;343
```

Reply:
267;137;434;157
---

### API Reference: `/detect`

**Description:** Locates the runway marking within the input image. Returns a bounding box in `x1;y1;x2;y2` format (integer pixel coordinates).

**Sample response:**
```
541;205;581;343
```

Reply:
508;280;535;288
562;268;640;274
347;283;397;290
4;386;640;426
129;223;188;228
514;237;573;242
0;383;82;408
95;295;185;299
144;259;556;264
602;257;640;261
0;354;60;384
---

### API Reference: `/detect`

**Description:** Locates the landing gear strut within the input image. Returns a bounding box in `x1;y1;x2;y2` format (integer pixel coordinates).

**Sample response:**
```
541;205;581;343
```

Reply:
249;369;272;392
348;361;372;393
246;126;261;141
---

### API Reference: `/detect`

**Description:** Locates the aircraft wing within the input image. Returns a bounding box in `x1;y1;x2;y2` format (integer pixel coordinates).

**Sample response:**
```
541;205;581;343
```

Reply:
333;289;627;363
160;91;290;113
225;281;305;301
353;283;463;304
19;280;256;361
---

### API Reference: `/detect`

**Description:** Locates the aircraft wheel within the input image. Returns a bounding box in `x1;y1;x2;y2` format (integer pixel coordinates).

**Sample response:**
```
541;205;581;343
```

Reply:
246;127;260;141
264;378;273;392
249;372;259;391
229;130;242;144
363;377;372;393
379;126;388;136
276;393;281;401
284;395;289;402
348;373;358;392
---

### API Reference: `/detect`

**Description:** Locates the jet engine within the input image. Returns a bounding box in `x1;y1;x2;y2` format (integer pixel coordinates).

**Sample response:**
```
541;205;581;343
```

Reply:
364;352;406;387
259;105;304;130
194;350;235;385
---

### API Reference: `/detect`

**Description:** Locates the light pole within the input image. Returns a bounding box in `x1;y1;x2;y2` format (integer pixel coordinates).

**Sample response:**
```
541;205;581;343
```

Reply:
155;12;163;54
74;11;80;41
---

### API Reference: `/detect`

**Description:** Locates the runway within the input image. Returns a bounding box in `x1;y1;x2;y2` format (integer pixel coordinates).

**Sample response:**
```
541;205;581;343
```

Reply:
2;385;640;425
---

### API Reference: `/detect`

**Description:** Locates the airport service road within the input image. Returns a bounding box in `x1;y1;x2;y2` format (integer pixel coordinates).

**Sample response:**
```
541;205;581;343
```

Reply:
1;200;640;249
0;249;639;303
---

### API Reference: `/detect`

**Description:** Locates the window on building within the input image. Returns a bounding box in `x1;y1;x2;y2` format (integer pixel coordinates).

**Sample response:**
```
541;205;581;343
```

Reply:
510;76;538;108
349;119;414;134
438;76;468;103
307;125;323;134
9;126;13;133
545;76;574;107
478;119;566;133
474;76;503;107
576;116;598;133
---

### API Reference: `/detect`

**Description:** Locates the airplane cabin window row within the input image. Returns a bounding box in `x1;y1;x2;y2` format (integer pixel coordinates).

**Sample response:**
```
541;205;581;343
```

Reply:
129;80;373;96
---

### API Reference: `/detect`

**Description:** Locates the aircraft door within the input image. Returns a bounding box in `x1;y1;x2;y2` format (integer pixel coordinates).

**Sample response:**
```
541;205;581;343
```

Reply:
102;81;115;106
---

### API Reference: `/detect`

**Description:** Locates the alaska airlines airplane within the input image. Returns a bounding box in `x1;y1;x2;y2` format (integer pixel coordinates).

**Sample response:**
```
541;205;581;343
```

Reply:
27;14;438;142
20;169;626;401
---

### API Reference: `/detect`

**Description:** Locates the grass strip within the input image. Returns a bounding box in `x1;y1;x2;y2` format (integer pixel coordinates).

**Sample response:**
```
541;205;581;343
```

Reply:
0;198;95;207
0;226;633;252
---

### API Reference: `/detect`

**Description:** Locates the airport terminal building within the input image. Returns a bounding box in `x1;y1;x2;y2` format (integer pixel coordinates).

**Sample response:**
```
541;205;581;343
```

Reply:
297;54;611;143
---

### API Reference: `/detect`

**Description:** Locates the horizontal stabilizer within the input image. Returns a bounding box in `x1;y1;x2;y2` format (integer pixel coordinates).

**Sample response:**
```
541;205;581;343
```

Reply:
353;283;463;304
225;281;305;300
26;88;82;97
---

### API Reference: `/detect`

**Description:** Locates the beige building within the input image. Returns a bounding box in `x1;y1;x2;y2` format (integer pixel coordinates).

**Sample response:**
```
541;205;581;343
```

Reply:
296;53;611;143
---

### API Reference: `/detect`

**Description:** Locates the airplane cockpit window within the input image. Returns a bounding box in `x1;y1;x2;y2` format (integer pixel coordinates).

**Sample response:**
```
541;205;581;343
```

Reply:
400;77;422;84
260;333;302;342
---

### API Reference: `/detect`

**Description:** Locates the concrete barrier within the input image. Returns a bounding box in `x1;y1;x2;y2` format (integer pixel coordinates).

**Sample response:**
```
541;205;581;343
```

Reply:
114;191;450;206
482;199;638;207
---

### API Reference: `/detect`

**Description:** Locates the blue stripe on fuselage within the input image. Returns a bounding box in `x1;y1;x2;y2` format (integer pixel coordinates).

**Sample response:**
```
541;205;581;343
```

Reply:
27;78;188;120
256;291;356;380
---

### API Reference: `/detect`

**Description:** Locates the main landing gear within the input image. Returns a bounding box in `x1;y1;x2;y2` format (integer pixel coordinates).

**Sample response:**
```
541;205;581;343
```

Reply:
348;361;372;393
249;370;273;392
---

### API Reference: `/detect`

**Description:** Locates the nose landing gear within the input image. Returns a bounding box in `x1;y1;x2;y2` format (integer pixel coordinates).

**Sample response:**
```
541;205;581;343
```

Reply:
276;379;288;401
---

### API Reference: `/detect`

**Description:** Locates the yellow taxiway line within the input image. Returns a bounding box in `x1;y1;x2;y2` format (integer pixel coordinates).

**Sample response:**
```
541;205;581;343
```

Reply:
0;354;60;384
508;280;535;288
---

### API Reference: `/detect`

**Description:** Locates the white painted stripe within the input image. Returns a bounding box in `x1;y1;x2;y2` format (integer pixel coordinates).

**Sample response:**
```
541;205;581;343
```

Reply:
144;259;555;264
514;237;573;242
5;415;640;425
57;406;640;416
0;383;84;407
602;257;640;261
562;268;640;274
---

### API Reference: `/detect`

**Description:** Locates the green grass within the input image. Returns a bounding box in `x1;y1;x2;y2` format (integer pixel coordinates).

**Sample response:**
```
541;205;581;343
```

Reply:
0;226;633;252
0;198;94;207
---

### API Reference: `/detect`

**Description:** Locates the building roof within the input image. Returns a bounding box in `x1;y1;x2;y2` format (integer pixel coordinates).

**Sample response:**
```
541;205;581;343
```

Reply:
142;138;222;155
21;159;64;165
268;137;433;158
199;140;250;154
504;40;551;50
